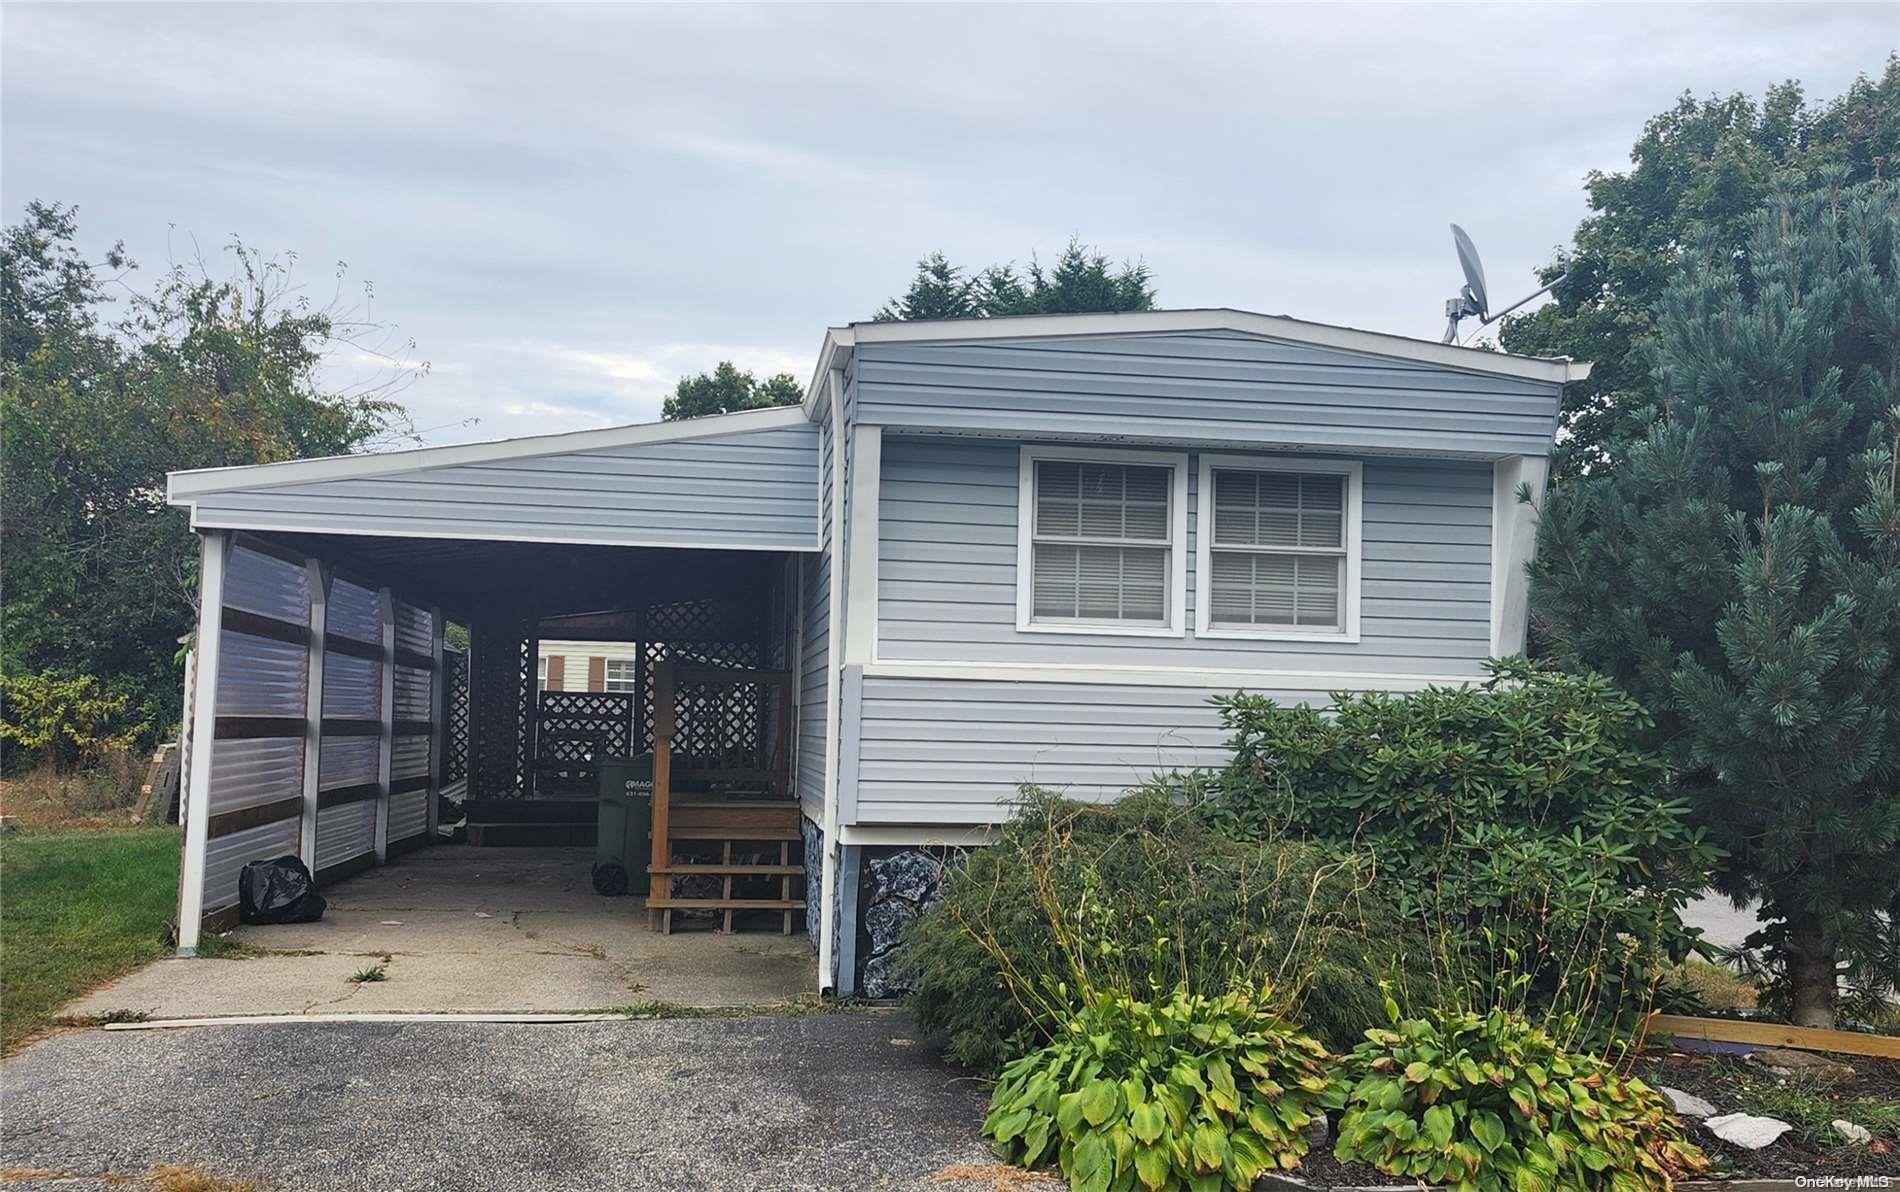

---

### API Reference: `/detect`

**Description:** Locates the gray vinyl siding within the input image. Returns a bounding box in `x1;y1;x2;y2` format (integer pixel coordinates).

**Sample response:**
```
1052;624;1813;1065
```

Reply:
876;436;1492;674
855;678;1281;823
190;425;822;550
796;418;835;822
852;331;1560;458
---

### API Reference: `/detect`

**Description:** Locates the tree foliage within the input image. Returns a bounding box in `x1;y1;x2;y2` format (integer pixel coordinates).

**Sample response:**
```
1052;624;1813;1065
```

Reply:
876;237;1155;321
660;360;802;421
1501;59;1900;475
1528;177;1900;1026
1;201;419;759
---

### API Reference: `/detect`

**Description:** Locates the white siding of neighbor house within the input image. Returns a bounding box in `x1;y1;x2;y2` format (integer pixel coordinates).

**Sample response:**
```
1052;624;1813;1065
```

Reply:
187;424;822;551
851;331;1560;458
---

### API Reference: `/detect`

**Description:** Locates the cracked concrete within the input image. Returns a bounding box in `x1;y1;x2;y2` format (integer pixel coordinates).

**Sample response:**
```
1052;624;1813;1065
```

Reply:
64;846;814;1020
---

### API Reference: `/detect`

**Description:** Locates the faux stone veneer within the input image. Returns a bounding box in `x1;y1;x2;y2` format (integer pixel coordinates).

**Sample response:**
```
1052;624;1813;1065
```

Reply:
856;846;962;999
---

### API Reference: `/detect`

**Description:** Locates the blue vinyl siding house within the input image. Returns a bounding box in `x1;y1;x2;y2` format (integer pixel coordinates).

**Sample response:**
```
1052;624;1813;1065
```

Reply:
166;308;1586;993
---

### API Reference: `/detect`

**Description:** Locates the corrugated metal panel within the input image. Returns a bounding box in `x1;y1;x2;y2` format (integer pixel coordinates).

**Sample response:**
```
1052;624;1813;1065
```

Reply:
315;800;376;872
189;424;822;550
393;666;431;718
202;816;300;912
214;630;307;716
322;652;381;718
853;332;1560;458
207;737;303;814
395;603;433;656
877;436;1491;674
387;788;428;841
329;580;380;643
393;735;429;780
224;546;308;624
319;735;379;790
854;676;1307;825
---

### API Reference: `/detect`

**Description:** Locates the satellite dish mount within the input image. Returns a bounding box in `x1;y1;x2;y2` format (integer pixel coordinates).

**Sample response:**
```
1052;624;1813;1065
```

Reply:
1441;223;1564;344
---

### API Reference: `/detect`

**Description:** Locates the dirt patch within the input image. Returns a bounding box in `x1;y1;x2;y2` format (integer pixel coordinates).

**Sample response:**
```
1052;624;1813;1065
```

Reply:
1;753;147;829
1637;1047;1900;1179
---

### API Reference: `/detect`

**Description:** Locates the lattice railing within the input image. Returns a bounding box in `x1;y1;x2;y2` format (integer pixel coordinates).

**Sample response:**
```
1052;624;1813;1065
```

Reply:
536;690;635;780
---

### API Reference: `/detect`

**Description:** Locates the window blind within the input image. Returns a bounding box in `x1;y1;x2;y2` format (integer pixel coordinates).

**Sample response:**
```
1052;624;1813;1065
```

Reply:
1031;460;1172;625
1208;469;1347;630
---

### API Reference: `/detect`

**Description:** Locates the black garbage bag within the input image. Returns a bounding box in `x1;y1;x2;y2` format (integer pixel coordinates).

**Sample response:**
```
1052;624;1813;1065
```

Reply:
238;855;327;925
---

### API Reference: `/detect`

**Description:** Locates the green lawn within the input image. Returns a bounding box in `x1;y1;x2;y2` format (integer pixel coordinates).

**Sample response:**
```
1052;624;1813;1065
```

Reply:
1;825;180;1052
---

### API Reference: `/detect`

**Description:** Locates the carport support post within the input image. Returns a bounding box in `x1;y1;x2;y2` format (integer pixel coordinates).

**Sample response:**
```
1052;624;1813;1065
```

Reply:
374;587;395;862
176;530;231;955
299;560;330;866
427;605;445;838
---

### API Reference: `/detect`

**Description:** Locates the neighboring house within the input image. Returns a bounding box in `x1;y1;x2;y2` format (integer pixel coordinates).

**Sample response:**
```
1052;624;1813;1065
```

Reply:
164;308;1586;995
536;641;641;692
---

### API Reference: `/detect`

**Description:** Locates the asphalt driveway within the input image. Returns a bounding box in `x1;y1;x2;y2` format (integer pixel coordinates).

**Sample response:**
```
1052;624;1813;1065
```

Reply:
0;1012;1000;1191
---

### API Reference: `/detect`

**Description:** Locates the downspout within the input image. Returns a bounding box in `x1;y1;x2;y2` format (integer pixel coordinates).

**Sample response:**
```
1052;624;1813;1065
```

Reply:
816;365;848;993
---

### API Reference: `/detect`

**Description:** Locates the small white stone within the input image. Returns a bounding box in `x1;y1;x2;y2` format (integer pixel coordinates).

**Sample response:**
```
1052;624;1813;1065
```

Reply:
1705;1112;1793;1150
1661;1086;1717;1118
1832;1119;1873;1146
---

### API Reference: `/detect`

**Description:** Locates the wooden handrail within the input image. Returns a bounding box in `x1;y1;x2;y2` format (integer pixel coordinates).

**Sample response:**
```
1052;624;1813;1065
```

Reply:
648;659;676;929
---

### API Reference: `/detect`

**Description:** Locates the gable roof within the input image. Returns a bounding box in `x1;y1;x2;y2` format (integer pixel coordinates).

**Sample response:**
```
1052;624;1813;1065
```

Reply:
803;307;1589;416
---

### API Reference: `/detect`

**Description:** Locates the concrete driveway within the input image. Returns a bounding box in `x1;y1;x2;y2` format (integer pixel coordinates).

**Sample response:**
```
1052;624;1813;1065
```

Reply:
66;846;813;1020
0;1013;1002;1191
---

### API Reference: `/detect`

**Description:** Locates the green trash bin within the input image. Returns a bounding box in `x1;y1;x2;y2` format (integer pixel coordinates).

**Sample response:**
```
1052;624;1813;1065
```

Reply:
592;756;652;896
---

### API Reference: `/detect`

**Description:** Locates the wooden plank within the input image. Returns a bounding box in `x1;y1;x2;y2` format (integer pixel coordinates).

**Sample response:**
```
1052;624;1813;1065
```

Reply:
1647;1013;1900;1060
206;796;304;840
643;898;805;910
389;774;431;796
649;660;675;931
393;646;436;672
215;716;304;740
324;634;382;661
666;826;800;841
317;782;381;809
322;718;382;738
220;607;310;647
648;864;805;876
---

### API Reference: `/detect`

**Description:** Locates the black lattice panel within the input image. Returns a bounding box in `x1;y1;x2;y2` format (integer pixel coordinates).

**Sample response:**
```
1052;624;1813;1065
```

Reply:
537;691;634;767
672;676;765;773
470;623;527;799
443;648;470;785
513;634;537;795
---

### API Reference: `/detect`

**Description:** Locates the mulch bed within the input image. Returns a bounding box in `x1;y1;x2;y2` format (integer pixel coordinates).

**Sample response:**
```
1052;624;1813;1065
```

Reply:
1634;1047;1900;1181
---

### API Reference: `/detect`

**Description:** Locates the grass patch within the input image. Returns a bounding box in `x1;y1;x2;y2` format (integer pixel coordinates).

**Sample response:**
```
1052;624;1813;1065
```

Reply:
1661;958;1760;1013
1720;1061;1900;1149
348;958;389;984
0;825;179;1053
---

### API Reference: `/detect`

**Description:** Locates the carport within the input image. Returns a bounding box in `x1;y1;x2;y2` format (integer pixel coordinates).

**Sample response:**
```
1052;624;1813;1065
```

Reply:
164;406;825;993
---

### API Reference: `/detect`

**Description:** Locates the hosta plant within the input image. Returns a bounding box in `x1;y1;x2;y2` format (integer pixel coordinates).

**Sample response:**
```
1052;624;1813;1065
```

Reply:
1333;1000;1706;1191
982;984;1339;1192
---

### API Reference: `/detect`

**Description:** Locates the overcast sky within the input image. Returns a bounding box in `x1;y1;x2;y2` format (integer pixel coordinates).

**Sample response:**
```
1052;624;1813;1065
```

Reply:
4;3;1893;446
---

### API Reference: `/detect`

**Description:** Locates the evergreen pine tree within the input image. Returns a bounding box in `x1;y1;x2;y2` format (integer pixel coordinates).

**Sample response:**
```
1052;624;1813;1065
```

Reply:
1530;175;1900;1026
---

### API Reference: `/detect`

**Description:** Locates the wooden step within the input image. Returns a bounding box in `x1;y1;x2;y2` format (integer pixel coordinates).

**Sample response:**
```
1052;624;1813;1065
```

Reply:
649;863;804;876
645;897;804;910
665;826;800;841
667;802;799;833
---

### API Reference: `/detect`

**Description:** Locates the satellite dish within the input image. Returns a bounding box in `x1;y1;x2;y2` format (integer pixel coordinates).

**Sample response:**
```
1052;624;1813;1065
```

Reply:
1440;224;1565;345
1451;224;1488;317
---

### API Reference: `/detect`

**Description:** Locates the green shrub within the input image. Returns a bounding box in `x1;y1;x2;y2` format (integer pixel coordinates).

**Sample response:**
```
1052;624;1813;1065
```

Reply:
899;787;1401;1071
0;670;146;774
1209;659;1717;1032
1333;1000;1706;1190
983;984;1339;1192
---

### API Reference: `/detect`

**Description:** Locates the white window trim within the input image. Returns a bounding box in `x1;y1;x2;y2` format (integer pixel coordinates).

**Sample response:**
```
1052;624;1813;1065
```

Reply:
1015;444;1190;638
1194;454;1363;643
602;658;638;693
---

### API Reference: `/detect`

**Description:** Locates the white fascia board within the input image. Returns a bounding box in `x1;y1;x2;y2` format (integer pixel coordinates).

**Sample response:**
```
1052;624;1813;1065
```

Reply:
166;404;814;502
839;824;999;848
802;327;855;420
840;308;1590;385
862;659;1482;692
